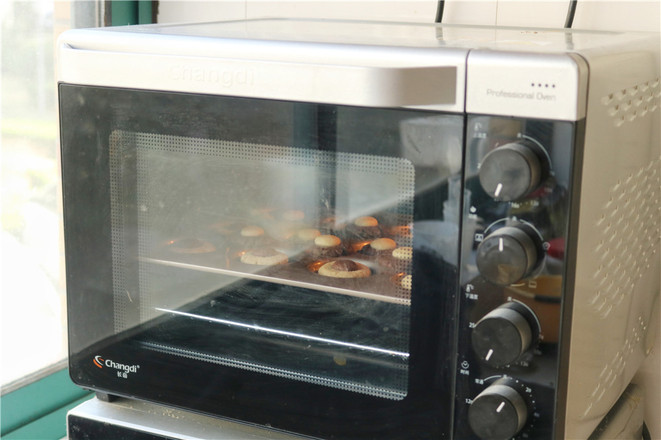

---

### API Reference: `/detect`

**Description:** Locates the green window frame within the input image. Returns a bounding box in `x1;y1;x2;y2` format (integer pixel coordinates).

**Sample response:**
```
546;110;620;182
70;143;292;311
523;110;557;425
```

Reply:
1;366;92;439
110;0;156;25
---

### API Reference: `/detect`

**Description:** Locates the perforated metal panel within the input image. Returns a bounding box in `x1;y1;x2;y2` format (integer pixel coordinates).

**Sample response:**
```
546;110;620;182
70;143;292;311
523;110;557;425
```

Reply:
564;50;661;439
592;159;660;318
601;77;661;127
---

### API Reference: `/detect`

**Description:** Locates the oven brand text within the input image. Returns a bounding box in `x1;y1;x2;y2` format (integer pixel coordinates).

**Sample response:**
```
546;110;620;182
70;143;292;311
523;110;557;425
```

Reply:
94;355;140;378
170;65;255;88
486;88;557;102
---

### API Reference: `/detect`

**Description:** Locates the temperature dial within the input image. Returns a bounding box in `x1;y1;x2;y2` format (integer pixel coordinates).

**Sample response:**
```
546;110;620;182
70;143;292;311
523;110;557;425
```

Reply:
479;141;549;202
472;302;540;367
476;223;543;286
468;377;531;440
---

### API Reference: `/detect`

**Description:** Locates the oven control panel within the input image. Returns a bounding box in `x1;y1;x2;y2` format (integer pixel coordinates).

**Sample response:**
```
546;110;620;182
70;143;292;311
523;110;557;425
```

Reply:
454;115;576;440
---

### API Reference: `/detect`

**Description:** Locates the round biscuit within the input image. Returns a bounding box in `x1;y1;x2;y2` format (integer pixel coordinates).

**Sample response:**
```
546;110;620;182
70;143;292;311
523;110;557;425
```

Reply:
370;238;397;251
354;216;379;227
318;260;371;278
282;210;305;221
169;238;215;254
240;250;288;265
314;234;341;248
297;228;321;242
401;274;413;290
392;246;413;261
241;225;265;237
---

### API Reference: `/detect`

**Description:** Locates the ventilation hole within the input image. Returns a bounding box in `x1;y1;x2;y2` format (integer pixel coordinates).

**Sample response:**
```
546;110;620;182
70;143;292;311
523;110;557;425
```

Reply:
591;159;661;317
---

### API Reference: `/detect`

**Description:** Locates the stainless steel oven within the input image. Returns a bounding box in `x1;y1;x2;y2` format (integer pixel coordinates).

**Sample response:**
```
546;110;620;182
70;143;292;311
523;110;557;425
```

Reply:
58;19;660;439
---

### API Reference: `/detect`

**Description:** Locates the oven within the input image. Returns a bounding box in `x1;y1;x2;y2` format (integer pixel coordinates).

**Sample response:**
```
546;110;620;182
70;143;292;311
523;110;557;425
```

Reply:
58;19;660;440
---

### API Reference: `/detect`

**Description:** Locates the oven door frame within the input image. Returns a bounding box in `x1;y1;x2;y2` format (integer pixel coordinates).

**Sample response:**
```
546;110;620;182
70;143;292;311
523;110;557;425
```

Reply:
60;84;464;439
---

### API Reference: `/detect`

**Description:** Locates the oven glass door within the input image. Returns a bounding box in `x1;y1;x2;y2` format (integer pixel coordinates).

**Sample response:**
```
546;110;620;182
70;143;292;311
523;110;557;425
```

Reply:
60;85;462;439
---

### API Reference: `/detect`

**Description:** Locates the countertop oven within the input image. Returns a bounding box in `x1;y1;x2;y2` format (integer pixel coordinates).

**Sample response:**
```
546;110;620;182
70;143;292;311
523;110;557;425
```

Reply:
58;20;660;440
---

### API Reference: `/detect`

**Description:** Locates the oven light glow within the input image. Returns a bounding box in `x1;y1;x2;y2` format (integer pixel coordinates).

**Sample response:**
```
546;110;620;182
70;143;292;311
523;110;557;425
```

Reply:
155;307;409;359
351;240;372;252
307;260;327;272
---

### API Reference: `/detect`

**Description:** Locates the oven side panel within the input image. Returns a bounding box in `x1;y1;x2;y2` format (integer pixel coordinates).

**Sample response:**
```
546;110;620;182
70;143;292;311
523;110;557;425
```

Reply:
560;42;661;440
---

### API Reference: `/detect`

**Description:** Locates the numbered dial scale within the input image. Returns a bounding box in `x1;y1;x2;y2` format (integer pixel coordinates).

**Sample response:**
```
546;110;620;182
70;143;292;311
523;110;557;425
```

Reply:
454;116;575;439
468;376;538;440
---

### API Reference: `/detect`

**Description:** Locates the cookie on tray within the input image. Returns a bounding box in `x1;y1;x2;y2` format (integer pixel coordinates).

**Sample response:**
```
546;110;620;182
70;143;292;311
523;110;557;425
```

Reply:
346;216;382;241
168;238;216;254
318;259;371;279
309;234;345;259
240;248;288;266
361;237;397;256
378;245;413;271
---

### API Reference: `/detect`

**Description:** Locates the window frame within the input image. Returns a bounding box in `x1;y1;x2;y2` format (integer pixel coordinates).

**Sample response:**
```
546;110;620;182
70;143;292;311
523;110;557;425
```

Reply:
0;362;92;439
1;2;156;437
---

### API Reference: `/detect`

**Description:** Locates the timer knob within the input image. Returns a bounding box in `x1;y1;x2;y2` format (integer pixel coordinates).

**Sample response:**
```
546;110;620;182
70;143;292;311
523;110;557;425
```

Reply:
479;141;549;202
468;378;530;440
472;302;539;367
476;224;543;286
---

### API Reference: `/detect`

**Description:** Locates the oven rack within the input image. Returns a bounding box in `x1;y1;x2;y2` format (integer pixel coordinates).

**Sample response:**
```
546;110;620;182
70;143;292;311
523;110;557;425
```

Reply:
140;255;411;306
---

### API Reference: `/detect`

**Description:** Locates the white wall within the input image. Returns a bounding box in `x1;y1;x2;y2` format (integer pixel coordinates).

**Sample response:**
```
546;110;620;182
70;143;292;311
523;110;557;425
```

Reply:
156;0;661;32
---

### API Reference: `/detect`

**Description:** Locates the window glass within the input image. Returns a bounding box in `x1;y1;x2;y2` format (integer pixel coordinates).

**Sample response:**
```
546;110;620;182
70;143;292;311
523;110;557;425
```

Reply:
1;0;100;388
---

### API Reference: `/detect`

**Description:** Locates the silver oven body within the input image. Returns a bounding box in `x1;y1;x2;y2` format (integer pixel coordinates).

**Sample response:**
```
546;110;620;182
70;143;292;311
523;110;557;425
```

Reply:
58;20;660;440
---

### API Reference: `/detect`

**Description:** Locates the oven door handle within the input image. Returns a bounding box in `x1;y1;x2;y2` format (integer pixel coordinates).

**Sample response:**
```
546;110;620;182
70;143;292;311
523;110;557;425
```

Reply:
58;43;459;108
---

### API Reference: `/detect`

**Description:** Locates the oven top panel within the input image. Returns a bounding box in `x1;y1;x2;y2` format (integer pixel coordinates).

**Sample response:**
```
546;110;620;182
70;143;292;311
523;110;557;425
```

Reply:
70;18;653;52
58;19;654;118
57;20;472;112
57;18;657;119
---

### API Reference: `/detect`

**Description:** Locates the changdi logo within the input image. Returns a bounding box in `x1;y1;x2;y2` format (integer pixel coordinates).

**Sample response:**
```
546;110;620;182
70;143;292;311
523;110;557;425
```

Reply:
94;355;140;378
93;355;104;368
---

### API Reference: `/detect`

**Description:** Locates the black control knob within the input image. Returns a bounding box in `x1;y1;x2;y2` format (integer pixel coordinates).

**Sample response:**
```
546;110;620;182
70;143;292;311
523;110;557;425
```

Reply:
472;302;539;367
468;378;530;440
476;224;543;286
479;141;549;202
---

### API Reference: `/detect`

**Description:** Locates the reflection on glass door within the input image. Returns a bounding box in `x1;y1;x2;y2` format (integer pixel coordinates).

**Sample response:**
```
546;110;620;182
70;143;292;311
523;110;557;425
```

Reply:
110;132;416;399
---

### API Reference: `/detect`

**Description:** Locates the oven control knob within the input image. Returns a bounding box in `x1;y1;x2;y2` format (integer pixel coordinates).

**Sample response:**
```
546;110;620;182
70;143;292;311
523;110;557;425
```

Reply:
468;378;530;440
476;224;543;286
479;141;548;202
471;302;539;367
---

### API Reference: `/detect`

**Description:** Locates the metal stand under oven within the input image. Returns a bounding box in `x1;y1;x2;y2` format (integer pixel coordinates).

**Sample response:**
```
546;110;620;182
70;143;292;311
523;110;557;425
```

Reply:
68;384;648;440
67;397;309;440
